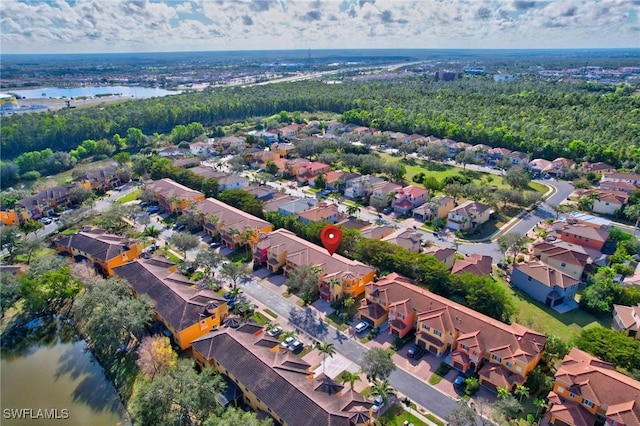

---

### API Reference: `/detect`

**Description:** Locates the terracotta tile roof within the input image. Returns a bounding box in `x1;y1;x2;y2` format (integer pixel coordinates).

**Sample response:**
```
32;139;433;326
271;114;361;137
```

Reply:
360;225;394;240
513;261;580;289
193;198;271;234
18;184;73;208
372;181;402;195
548;392;596;426
553;348;640;425
191;323;370;426
448;200;491;218
114;258;225;332
478;363;523;388
528;158;552;170
263;194;299;212
307;162;330;172
551;222;610;243
382;229;422;252
397;185;428;198
602;172;640;182
363;273;546;365
146;178;204;200
533;241;591;268
188;166;228;180
423;246;456;263
488;147;512;156
613;303;640;333
297;203;341;222
451;254;492;277
581;161;616;173
56;230;137;262
258;229;375;281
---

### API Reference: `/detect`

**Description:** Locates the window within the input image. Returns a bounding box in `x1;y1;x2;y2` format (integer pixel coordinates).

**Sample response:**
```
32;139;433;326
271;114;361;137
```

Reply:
398;312;404;319
585;238;590;242
561;262;566;267
527;276;532;281
569;392;576;398
557;386;564;393
434;329;442;337
380;300;385;306
461;344;468;350
422;324;430;331
584;399;594;408
493;354;502;362
506;361;512;367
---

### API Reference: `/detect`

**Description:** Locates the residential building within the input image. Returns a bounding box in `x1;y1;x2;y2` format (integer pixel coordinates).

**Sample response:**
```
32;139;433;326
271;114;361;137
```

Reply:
172;157;201;169
550;222;610;251
528;158;553;178
75;164;127;192
145;178;205;214
599;180;639;194
218;135;245;150
423;246;457;270
381;229;423;253
446;201;492;233
412;196;455;222
188;166;228;181
158;146;189;157
511;261;580;307
451;254;493;277
271;142;296;157
531;240;592;280
601;172;640;186
251;150;280;167
548;157;576;177
114;257;228;350
262;195;301;213
55;229;143;276
189;141;210;156
15;184;75;220
487;147;512;163
567;212;612;230
244;185;275;201
508;151;529;166
392;185;429;215
358;273;547;392
296;162;330;184
309;170;345;189
191;321;372;426
277;198;317;217
547;348;640;426
577;189;629;216
612;303;640;339
580;162;616;175
217;175;249;191
194;198;272;250
360;225;395;240
253;229;375;300
369;181;402;207
471;144;491;161
0;208;28;226
278;124;301;139
297;203;343;225
343;174;384;199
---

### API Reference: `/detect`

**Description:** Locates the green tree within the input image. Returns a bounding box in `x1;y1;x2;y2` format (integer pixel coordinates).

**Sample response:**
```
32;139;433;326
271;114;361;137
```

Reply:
505;166;531;190
446;399;476;426
194;248;223;282
624;204;640;235
0;226;22;259
204;407;273;426
201;178;220;198
220;261;250;288
318;342;337;374
313;173;327;189
286;264;322;303
575;326;640;371
514;384;529;402
346;204;361;217
20;266;81;314
169;231;200;260
340;370;361;391
455;150;476;170
497;386;510;400
265;161;279;176
137;335;178;379
16;236;44;265
360;348;396;382
21;219;44;235
497;232;528;263
370;379;396;404
0;273;20;317
218;189;264;218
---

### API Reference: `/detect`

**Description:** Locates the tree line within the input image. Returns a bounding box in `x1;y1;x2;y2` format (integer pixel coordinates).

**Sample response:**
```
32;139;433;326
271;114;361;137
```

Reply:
2;78;638;167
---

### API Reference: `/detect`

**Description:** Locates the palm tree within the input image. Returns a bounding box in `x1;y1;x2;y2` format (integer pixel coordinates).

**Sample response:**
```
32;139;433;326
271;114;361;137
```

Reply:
370;379;396;405
227;287;243;299
318;342;337;374
346;204;361;217
144;225;161;238
340;371;361;391
514;384;529;402
281;330;296;341
624;204;640;235
264;321;278;334
497;386;510;400
533;397;547;418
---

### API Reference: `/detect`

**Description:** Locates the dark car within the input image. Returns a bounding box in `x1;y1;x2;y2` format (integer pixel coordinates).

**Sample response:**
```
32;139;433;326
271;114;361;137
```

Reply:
383;207;392;214
209;242;221;249
288;340;304;353
453;375;465;389
407;344;424;359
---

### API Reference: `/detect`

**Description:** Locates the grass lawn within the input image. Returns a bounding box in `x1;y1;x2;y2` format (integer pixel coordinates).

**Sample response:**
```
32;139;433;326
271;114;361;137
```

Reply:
325;313;349;332
227;251;253;263
379;153;546;194
12;247;56;264
494;268;608;342
252;311;269;325
379;404;434;426
116;188;141;203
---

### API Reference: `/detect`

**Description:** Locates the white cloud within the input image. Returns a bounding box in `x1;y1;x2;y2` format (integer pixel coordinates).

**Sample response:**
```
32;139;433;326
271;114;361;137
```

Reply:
0;0;638;53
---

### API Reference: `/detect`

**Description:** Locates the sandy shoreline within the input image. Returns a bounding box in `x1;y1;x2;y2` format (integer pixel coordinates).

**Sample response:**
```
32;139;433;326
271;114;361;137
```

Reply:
9;95;134;114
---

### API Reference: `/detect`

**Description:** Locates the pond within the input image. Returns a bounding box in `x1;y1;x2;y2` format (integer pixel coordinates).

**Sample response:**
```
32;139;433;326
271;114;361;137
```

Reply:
9;86;180;99
1;316;130;425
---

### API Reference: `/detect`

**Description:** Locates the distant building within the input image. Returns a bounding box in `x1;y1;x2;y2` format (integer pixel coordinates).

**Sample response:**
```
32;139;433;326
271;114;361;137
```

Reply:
435;70;461;81
493;73;515;82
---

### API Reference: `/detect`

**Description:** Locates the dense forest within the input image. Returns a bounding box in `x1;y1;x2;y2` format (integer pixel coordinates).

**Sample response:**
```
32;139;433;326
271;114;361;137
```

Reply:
2;77;639;166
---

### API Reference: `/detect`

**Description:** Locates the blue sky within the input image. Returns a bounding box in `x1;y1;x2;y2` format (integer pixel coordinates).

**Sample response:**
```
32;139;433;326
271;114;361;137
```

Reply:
2;0;639;54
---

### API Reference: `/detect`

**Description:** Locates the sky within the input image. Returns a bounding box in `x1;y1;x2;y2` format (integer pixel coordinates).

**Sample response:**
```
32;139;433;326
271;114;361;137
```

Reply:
1;0;639;54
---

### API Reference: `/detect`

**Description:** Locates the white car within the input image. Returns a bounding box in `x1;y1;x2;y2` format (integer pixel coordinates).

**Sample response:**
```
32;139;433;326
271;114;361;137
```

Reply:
371;396;385;413
355;321;370;334
280;336;295;349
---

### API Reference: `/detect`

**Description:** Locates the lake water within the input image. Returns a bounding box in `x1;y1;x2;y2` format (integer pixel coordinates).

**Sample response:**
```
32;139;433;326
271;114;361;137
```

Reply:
0;316;130;426
8;86;180;99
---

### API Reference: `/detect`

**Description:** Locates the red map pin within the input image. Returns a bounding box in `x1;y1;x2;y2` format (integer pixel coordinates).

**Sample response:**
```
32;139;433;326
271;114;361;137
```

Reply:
320;225;342;256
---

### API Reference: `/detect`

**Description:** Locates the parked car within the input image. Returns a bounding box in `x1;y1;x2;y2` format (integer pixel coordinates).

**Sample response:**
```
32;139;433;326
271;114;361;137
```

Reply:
209;242;221;249
354;321;370;334
280;336;295;349
288;340;304;353
173;223;186;231
267;326;283;337
147;206;160;214
407;344;424;359
40;217;53;225
453;375;465;389
146;244;160;253
371;396;385;413
383;207;392;214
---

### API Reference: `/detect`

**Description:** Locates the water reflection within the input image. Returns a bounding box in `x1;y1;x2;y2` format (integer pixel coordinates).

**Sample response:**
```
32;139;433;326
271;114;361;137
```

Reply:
1;316;130;425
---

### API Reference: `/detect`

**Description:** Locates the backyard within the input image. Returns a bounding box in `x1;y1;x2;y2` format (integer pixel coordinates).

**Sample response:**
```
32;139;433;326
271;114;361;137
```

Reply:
494;268;608;342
